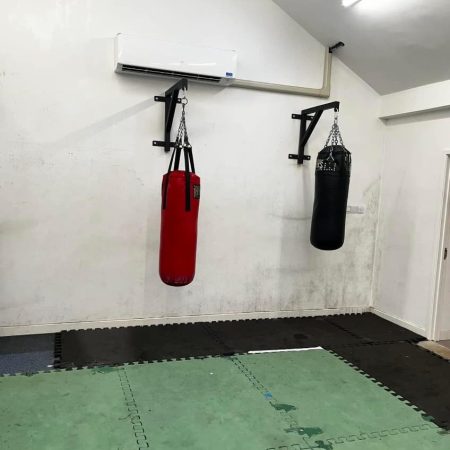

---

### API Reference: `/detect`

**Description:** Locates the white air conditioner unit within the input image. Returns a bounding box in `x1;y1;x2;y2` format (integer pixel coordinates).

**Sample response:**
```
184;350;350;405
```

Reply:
114;34;238;86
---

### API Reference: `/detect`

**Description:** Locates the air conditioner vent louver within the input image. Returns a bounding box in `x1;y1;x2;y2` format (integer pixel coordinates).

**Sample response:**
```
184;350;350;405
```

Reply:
121;64;222;83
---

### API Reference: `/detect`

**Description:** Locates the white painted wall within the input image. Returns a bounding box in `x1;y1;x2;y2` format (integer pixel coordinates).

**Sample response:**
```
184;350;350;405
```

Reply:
0;0;383;334
374;82;450;338
374;108;450;336
380;79;450;119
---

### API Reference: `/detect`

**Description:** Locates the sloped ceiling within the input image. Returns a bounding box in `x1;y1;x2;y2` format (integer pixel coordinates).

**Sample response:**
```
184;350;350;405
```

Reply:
274;0;450;94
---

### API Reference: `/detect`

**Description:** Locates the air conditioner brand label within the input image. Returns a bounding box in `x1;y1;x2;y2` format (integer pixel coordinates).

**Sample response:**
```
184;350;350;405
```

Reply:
226;72;233;77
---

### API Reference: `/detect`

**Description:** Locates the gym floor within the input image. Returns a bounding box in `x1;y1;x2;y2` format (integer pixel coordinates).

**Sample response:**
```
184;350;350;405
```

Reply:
1;313;449;449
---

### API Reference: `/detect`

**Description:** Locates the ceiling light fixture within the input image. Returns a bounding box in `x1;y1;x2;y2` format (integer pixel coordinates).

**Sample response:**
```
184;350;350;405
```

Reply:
342;0;362;7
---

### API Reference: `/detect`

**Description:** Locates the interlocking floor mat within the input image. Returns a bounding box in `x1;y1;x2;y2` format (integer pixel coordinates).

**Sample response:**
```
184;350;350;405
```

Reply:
0;334;55;375
1;350;449;450
0;334;54;354
0;366;131;449
58;323;227;368
325;313;424;343
330;342;450;428
205;317;361;353
58;315;365;368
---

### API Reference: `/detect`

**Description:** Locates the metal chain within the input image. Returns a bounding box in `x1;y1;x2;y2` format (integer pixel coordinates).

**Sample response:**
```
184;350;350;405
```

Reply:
324;110;345;160
175;88;191;149
316;109;350;172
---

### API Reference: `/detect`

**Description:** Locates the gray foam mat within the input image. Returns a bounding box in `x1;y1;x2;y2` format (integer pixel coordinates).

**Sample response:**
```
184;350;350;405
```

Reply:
0;334;55;375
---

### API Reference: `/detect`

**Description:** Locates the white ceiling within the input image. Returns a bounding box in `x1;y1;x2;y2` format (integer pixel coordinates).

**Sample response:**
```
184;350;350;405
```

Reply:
274;0;450;94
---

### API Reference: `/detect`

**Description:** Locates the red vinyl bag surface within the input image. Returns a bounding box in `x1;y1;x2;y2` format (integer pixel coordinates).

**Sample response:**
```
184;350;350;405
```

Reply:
159;146;200;286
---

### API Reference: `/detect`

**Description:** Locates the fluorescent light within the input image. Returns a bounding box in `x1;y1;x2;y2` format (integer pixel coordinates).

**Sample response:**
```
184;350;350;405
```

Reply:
342;0;361;7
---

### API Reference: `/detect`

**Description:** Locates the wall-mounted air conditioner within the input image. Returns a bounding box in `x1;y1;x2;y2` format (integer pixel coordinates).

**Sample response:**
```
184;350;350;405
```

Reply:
114;34;238;86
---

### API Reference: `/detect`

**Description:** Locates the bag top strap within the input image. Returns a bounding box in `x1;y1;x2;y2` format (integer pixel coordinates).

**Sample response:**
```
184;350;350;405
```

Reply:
162;89;196;212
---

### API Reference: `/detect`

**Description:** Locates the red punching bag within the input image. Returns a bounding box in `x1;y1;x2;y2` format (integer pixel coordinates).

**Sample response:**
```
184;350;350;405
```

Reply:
159;99;200;286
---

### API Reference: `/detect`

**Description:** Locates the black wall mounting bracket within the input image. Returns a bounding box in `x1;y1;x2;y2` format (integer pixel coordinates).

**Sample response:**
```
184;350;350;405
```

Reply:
152;78;188;152
288;101;340;165
329;41;345;53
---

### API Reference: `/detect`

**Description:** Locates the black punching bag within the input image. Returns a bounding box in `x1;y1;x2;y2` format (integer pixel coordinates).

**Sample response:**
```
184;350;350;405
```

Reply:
310;116;351;250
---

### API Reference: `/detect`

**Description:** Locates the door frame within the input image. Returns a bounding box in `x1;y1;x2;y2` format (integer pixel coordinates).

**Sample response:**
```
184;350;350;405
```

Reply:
429;151;450;340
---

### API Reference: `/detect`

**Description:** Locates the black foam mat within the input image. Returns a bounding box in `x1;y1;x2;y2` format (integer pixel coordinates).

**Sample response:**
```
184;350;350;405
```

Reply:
58;316;363;368
205;316;361;353
331;342;450;428
58;313;426;368
326;312;424;343
58;323;227;368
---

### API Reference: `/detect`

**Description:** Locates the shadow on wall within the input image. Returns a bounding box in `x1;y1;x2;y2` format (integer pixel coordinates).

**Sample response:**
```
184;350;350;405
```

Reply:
48;97;156;151
276;161;317;311
46;74;228;153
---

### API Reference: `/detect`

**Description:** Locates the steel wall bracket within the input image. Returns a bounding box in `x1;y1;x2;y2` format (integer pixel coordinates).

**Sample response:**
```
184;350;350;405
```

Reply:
289;101;340;165
153;78;188;152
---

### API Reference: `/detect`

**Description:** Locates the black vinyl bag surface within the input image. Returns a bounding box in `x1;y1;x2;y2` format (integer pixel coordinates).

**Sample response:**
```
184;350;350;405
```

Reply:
310;118;351;250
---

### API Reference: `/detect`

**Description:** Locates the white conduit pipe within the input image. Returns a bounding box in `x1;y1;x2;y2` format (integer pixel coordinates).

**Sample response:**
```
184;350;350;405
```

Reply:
231;48;333;98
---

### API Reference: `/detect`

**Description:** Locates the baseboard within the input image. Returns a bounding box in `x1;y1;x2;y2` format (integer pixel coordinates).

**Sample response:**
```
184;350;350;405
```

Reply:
0;306;370;336
438;329;450;340
370;307;427;337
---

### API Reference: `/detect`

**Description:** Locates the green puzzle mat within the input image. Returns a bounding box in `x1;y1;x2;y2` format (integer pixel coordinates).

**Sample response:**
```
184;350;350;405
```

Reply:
0;349;449;449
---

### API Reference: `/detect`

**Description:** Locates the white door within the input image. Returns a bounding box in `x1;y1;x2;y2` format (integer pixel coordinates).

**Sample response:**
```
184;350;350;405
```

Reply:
437;174;450;340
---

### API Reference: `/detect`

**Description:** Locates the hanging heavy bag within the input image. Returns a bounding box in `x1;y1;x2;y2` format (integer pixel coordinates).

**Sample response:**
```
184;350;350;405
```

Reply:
159;96;200;286
310;112;351;250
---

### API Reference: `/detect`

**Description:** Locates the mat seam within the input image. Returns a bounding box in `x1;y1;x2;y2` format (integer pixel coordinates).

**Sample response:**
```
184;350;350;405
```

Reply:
53;332;61;369
202;323;323;448
118;367;150;449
